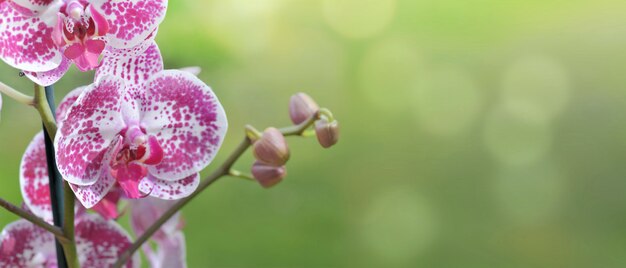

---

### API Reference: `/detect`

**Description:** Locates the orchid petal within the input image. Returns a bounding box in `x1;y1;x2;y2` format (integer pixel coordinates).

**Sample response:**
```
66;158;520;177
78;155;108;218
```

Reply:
91;189;122;220
55;76;126;186
0;220;56;267
143;173;200;200
23;56;71;86
56;85;87;129
75;214;140;268
69;135;122;208
93;0;167;49
149;232;187;268
130;197;181;240
0;3;62;72
8;0;58;16
112;162;148;199
19;131;53;221
141;70;228;181
96;41;163;94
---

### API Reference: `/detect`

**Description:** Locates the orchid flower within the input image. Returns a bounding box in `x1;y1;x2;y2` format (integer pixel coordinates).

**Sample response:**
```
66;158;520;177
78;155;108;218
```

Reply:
54;41;228;209
131;197;186;268
19;85;86;222
8;139;140;267
0;214;139;267
0;0;168;86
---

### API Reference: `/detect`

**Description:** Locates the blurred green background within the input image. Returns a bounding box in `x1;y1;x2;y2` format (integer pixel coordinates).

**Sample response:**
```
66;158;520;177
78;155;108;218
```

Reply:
3;0;626;267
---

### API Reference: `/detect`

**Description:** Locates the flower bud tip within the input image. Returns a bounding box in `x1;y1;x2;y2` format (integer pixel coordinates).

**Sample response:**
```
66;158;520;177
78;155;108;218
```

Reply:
315;118;339;148
289;92;319;125
253;127;290;165
251;161;286;188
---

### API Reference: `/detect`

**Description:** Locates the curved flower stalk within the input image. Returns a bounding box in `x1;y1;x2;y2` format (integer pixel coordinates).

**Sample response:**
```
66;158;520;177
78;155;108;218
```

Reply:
0;214;139;267
130;197;186;268
54;41;228;209
0;0;168;86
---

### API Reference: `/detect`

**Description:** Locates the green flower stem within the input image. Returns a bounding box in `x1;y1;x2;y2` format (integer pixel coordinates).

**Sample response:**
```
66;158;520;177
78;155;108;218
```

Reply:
112;111;322;268
0;198;70;244
33;84;79;268
228;169;255;181
62;182;79;268
0;81;34;105
33;84;57;139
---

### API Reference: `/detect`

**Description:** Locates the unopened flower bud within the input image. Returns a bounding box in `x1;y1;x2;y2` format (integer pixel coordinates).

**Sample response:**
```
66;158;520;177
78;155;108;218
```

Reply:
251;161;287;188
253;127;290;165
315;118;340;148
289;93;319;124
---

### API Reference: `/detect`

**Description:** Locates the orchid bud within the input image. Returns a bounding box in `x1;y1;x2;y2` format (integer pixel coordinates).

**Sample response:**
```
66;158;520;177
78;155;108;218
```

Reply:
251;161;287;188
315;118;340;148
289;93;319;124
253;127;290;165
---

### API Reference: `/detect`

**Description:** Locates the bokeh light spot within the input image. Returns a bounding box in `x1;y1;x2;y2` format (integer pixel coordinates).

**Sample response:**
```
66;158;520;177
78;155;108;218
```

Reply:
358;37;423;113
413;67;482;136
323;0;396;39
359;188;436;264
501;56;570;124
483;106;552;166
495;163;565;225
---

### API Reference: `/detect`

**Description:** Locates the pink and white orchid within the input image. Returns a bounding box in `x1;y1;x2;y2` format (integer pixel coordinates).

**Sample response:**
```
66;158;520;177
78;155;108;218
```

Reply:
0;0;168;86
6;147;140;267
131;197;186;268
0;214;139;267
54;41;228;208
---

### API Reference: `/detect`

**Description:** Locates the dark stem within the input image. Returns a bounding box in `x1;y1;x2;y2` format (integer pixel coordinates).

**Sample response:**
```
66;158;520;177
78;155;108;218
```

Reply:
43;85;68;268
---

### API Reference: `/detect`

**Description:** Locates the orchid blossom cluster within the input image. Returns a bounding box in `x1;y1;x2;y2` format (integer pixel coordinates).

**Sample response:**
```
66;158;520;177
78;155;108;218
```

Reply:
0;0;339;267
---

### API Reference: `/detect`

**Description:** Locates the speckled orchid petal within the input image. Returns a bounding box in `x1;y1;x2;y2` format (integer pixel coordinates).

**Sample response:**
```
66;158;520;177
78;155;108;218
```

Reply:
19;131;53;221
0;220;56;267
8;0;58;16
69;135;122;208
75;214;140;268
54;76;127;186
130;197;181;240
0;3;62;72
91;189;122;220
56;85;86;129
96;41;163;98
93;0;167;49
23;56;71;87
141;173;199;200
148;232;187;268
141;70;228;181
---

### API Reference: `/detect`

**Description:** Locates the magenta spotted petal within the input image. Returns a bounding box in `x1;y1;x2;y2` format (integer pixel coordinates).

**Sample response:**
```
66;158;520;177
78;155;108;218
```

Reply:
0;2;62;72
55;85;86;129
0;215;139;267
130;197;181;241
19;131;53;221
75;214;139;268
54;76;126;186
0;220;57;267
147;232;186;268
0;0;168;82
68;135;121;208
96;40;163;98
23;56;71;86
8;0;58;16
140;173;200;200
95;0;168;49
142;70;228;181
